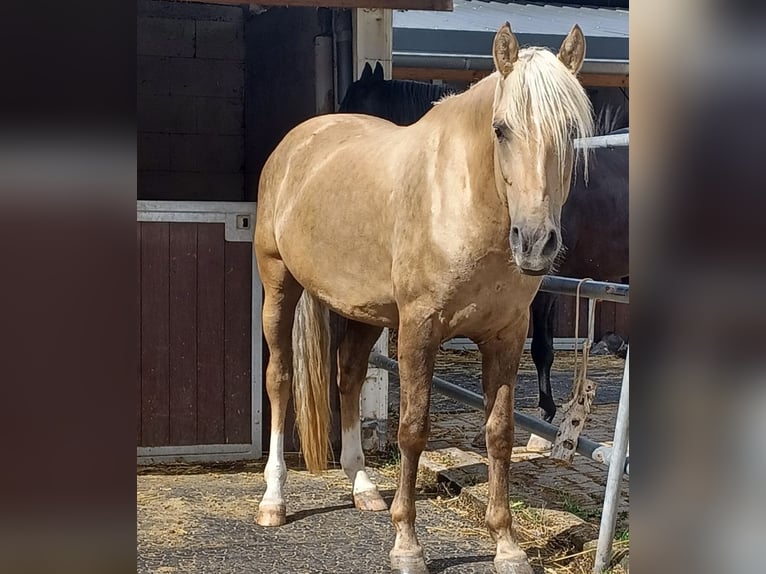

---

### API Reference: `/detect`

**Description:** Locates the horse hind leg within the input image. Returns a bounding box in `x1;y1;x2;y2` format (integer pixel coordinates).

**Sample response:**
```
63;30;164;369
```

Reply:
256;256;303;527
530;292;557;422
337;320;387;511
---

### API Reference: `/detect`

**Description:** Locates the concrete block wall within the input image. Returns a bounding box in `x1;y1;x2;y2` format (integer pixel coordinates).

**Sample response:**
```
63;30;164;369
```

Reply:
243;7;332;201
137;0;245;201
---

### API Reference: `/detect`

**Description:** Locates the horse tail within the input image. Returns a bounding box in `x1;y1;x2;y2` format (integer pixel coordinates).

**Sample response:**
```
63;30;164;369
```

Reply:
291;290;332;474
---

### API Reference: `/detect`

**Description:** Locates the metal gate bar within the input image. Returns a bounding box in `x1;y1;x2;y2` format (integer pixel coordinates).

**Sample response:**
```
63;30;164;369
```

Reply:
368;352;629;475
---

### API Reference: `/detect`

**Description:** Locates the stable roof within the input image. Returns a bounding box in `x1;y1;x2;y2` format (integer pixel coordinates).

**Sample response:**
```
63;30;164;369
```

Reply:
393;1;629;74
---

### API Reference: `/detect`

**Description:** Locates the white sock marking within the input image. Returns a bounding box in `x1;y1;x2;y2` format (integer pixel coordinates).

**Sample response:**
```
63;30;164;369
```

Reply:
341;420;378;495
261;431;286;506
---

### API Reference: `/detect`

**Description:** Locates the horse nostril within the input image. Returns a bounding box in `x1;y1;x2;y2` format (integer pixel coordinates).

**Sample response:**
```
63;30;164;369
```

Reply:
510;226;522;249
541;230;559;258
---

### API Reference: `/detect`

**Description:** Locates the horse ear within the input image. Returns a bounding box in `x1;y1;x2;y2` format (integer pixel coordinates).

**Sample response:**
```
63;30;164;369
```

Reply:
558;24;586;75
493;22;519;78
373;62;384;82
360;62;373;82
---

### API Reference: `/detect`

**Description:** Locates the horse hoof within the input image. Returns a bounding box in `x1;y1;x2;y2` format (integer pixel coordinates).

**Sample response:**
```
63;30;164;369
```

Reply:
390;550;428;574
494;557;534;574
354;489;388;511
256;503;286;527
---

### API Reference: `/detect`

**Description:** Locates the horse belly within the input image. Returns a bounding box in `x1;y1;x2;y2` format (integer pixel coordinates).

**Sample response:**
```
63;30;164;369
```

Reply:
275;186;399;327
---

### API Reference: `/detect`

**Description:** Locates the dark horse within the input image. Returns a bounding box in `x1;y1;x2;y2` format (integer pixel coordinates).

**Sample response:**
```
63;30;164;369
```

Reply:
340;63;629;422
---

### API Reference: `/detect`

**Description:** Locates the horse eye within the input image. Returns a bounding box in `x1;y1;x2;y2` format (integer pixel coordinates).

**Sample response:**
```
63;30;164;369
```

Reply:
494;126;505;141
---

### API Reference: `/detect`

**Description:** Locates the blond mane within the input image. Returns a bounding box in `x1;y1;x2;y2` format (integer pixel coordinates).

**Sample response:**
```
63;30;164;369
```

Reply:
499;47;595;185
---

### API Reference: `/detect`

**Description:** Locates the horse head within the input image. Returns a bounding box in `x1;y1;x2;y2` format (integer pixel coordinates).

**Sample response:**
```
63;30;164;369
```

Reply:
491;23;594;275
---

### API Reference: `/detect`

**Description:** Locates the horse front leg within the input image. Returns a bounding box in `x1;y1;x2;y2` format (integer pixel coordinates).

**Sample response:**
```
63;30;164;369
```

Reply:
480;314;534;574
389;312;440;574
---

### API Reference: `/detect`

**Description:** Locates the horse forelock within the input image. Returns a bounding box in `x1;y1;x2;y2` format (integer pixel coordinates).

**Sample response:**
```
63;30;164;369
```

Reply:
497;48;595;186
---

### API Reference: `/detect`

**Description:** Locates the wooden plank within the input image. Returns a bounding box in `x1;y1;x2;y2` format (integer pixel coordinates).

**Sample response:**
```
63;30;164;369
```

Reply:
579;72;629;88
140;222;170;447
169;223;198;445
137;223;142;446
393;67;628;89
578;297;589;339
596;301;617;341
556;297;575;339
555;297;589;339
197;223;226;444
179;0;452;10
224;241;252;445
614;303;630;338
393;67;490;84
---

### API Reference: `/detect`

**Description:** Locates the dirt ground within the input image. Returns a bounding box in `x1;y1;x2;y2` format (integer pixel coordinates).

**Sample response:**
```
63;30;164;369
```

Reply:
138;462;499;574
138;349;628;573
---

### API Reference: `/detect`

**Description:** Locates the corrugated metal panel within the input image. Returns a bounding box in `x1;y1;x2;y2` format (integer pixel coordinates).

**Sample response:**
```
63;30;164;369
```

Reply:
393;1;628;63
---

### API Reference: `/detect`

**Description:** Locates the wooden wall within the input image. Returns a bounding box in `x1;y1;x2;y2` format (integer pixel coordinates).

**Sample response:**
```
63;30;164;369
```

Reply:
137;221;252;447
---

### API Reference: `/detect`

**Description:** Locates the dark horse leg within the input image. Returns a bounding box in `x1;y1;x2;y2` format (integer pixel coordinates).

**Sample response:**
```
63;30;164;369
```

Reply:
530;292;558;423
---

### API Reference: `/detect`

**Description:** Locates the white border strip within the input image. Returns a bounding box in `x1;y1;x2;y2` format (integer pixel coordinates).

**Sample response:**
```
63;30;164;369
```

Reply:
137;201;258;242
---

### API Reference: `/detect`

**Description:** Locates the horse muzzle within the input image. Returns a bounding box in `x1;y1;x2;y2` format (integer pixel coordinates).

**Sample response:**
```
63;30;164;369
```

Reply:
510;223;560;275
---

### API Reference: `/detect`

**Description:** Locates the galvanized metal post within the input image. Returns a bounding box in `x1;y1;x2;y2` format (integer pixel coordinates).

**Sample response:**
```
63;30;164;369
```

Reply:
593;348;629;574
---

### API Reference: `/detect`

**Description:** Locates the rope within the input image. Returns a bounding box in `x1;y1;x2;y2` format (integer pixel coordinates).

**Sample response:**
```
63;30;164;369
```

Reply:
572;278;595;400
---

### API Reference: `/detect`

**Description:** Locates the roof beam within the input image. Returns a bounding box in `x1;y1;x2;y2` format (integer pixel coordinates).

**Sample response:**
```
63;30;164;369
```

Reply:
393;67;629;88
174;0;453;10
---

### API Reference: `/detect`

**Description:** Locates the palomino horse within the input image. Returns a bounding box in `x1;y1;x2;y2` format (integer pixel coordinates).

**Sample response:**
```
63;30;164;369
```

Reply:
340;65;629;424
254;23;594;574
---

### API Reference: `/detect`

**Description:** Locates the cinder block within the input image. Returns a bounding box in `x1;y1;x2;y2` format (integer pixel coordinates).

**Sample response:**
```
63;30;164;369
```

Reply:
170;58;244;98
195;97;243;135
137;171;173;200
138;171;243;201
174;172;244;201
137;56;170;95
137;0;244;22
138;133;170;171
196;20;245;61
170;134;244;173
138;94;196;134
137;17;195;57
